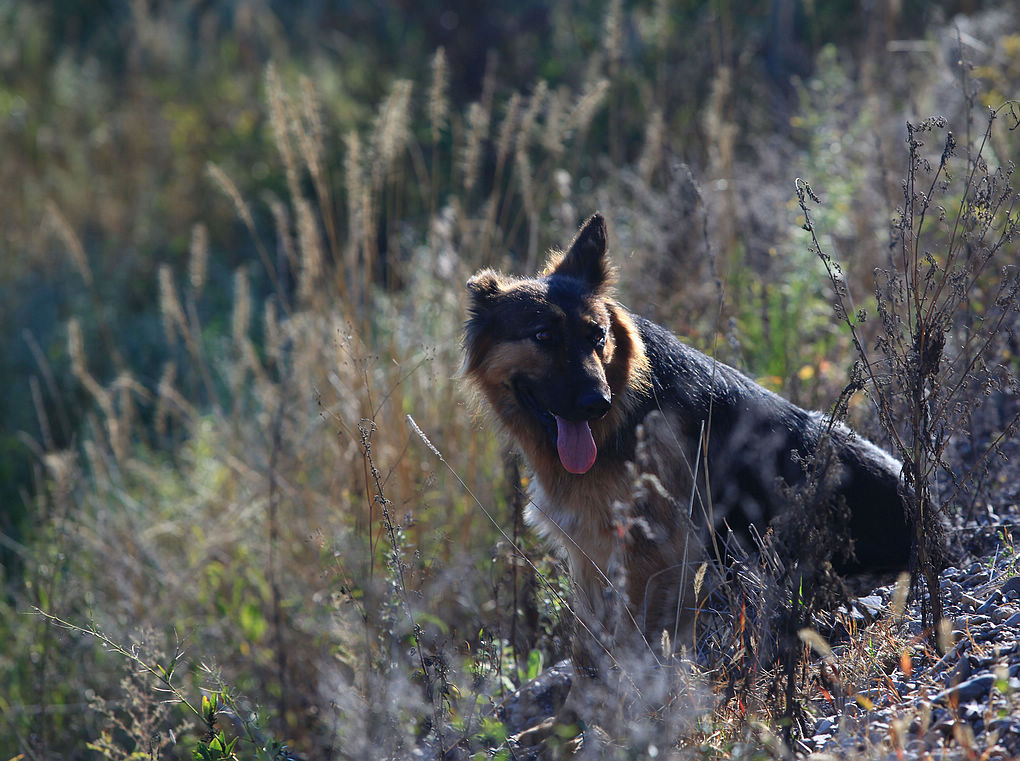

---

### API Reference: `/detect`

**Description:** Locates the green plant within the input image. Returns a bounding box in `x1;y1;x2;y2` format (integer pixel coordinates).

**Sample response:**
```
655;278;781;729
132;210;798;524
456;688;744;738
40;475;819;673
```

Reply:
34;610;297;760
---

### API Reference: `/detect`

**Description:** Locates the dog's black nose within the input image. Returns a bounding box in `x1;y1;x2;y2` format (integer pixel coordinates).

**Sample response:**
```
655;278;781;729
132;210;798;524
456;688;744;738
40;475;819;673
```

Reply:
577;390;612;420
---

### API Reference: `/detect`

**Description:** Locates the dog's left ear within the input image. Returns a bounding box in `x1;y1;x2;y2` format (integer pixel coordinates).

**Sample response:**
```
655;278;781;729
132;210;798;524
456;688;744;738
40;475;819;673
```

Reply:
552;213;614;292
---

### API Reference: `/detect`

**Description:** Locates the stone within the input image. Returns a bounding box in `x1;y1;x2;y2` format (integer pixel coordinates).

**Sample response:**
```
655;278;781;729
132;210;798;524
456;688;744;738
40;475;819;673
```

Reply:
976;595;1001;614
934;672;996;703
1000;576;1020;600
993;606;1019;624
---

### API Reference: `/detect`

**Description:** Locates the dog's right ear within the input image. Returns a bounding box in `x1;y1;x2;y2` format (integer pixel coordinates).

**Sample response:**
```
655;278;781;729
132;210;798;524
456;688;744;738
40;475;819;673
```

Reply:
464;270;504;371
466;269;503;311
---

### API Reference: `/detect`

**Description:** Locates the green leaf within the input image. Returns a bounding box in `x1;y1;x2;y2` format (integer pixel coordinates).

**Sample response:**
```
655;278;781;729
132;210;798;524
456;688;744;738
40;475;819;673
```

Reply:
479;715;508;743
521;648;544;682
240;600;267;642
201;694;216;723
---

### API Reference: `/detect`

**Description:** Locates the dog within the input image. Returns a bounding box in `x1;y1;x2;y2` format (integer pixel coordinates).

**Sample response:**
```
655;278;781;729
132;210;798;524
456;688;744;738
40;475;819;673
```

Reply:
463;213;913;665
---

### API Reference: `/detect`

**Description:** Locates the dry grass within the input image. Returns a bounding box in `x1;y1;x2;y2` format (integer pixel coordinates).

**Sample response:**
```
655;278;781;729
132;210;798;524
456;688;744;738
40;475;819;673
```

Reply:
5;6;1020;760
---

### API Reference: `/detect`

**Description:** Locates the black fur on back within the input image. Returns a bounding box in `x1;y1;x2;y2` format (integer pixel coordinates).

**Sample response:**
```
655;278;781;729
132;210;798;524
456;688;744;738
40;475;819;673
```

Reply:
612;316;912;574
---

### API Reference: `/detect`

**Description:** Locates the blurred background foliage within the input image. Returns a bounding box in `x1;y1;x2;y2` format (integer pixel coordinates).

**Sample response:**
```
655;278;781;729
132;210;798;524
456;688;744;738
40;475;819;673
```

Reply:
1;0;1017;758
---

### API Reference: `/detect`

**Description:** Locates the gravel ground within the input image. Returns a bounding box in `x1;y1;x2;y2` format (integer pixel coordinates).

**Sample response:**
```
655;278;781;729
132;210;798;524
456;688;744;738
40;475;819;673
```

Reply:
803;509;1020;760
488;472;1020;760
801;414;1020;760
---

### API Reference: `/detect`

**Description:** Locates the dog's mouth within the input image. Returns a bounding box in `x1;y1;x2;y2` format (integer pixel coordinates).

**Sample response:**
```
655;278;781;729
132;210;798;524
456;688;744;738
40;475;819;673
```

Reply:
516;384;598;475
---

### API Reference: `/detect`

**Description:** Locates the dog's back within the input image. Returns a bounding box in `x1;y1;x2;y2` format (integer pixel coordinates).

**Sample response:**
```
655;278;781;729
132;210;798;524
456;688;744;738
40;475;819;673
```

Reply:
634;315;912;574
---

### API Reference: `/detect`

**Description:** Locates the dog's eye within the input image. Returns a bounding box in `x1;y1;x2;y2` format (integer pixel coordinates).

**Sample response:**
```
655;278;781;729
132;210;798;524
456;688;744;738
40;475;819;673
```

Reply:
591;327;607;349
533;328;553;344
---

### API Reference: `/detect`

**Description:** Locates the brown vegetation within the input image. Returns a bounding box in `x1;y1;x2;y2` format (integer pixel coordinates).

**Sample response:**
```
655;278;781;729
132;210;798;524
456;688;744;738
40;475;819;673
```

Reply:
1;3;1018;760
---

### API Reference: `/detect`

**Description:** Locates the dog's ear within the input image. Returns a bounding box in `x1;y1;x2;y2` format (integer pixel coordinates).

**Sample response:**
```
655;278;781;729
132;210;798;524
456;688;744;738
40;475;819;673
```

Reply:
464;270;505;372
551;213;614;292
466;269;503;310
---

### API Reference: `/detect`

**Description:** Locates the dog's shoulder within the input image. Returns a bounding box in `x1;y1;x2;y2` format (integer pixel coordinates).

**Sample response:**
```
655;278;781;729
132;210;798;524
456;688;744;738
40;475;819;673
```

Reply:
626;314;765;423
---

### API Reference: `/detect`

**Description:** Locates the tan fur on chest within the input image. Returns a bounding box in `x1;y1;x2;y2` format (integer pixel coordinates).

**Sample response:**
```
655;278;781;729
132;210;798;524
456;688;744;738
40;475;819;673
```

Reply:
523;456;632;581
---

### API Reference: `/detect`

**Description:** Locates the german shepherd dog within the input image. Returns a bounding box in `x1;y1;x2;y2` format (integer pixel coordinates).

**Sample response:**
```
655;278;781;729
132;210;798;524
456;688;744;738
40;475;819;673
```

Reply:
464;213;912;666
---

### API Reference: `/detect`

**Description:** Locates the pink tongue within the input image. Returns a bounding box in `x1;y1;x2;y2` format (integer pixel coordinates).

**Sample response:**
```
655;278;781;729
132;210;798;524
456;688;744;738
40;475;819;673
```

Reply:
555;416;598;474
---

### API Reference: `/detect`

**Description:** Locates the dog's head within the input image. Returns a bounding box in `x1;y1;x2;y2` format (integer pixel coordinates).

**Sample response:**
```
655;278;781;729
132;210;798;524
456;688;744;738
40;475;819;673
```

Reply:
464;214;648;475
